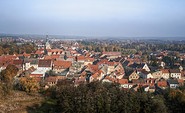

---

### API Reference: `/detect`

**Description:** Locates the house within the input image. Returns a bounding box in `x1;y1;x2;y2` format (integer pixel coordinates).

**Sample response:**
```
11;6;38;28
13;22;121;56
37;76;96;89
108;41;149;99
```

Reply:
143;85;155;92
31;59;52;77
22;58;38;71
47;49;63;56
161;69;170;79
97;60;124;78
17;52;31;58
181;70;185;80
0;55;18;71
38;59;52;70
23;61;31;71
85;64;99;73
45;76;58;86
157;80;168;89
30;59;38;68
77;55;85;63
129;63;150;72
113;63;125;79
101;52;121;59
178;79;184;86
132;79;146;86
102;76;117;83
31;69;46;78
74;77;86;86
117;79;129;88
84;57;94;65
29;74;43;78
170;69;181;79
160;61;165;68
167;79;179;88
44;55;60;61
12;59;23;70
142;63;151;72
89;70;105;82
151;70;162;79
53;60;72;73
145;78;156;86
128;70;139;81
35;49;44;58
69;61;82;74
138;70;153;79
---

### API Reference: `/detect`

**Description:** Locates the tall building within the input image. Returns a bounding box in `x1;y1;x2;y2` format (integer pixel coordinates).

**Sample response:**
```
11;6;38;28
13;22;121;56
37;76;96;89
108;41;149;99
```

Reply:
45;35;51;49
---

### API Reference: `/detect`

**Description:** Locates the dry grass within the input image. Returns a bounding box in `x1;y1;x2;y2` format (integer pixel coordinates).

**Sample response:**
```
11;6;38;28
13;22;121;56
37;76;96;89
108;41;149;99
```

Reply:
0;91;44;113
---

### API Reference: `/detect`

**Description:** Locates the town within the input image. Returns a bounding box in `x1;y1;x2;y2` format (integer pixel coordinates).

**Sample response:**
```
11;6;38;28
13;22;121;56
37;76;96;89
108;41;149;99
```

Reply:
0;36;185;92
1;0;185;112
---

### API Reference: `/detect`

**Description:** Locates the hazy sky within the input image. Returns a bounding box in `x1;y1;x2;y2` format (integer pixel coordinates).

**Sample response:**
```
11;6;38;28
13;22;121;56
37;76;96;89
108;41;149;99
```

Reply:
0;0;185;37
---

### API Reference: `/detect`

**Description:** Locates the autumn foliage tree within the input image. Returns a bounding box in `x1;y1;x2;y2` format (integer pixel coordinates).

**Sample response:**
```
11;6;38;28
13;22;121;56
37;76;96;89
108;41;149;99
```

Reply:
0;64;18;94
18;77;40;93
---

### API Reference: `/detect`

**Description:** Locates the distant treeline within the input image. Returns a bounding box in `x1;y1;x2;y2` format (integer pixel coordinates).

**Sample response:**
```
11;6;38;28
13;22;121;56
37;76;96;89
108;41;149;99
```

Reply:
0;42;37;55
79;40;185;54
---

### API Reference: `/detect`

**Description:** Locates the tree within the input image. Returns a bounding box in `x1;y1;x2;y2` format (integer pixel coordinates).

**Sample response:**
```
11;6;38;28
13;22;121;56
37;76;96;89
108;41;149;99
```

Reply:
0;64;18;94
18;77;40;93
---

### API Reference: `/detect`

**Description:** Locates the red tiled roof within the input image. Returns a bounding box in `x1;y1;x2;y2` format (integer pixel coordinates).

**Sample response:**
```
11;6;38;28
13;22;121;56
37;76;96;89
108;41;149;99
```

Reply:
170;69;181;73
13;59;23;65
53;60;72;69
85;57;94;62
104;76;117;82
47;49;63;53
24;53;31;57
140;69;150;74
38;59;52;67
87;64;99;73
0;55;17;64
45;76;58;82
35;77;42;82
35;50;44;55
161;69;169;73
44;55;60;60
178;79;184;84
97;59;119;66
29;74;43;78
77;55;85;61
92;70;103;78
117;79;128;84
157;81;167;87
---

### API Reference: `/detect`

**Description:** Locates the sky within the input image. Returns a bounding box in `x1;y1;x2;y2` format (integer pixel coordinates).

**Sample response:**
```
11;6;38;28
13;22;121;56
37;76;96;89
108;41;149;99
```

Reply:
0;0;185;37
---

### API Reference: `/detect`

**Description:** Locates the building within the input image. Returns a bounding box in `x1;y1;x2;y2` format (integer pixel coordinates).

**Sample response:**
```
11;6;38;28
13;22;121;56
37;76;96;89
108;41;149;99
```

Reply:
170;69;181;79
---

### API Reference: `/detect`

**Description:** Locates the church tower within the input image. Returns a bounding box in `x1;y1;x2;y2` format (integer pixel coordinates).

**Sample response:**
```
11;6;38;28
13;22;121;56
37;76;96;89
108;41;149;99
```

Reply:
45;35;51;49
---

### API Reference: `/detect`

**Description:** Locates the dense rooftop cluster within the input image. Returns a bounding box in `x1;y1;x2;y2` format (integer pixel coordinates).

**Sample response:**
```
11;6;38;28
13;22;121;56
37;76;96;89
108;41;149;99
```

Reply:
1;37;185;92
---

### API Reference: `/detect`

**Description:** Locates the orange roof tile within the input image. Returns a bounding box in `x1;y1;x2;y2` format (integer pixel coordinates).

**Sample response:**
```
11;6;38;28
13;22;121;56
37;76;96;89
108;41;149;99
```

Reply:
85;57;94;62
178;79;184;84
35;50;43;55
38;59;52;67
86;64;99;73
104;76;117;82
29;74;43;78
157;81;168;87
77;55;85;61
13;59;23;65
53;60;72;69
44;55;60;60
45;76;58;82
117;79;128;84
161;69;169;73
